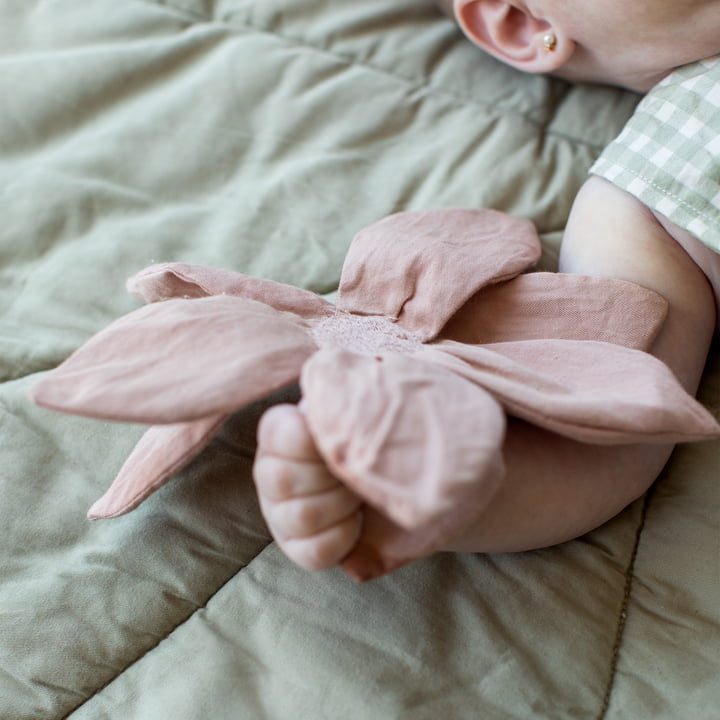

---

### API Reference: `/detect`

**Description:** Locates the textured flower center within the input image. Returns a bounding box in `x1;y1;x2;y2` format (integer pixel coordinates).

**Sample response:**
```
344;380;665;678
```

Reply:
311;312;423;355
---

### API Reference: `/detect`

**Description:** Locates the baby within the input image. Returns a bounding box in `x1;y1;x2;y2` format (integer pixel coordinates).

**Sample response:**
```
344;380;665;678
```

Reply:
252;0;720;572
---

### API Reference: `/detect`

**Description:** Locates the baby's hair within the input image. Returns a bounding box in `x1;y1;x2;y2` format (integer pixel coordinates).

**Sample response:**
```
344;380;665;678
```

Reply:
435;0;454;17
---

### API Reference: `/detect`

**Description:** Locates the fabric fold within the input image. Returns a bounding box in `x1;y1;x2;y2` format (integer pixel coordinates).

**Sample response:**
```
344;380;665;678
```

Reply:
337;208;541;340
439;272;669;351
300;348;506;530
128;263;335;319
422;340;720;444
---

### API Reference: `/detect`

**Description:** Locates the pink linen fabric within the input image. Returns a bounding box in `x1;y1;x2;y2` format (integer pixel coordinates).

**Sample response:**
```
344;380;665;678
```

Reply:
30;209;720;581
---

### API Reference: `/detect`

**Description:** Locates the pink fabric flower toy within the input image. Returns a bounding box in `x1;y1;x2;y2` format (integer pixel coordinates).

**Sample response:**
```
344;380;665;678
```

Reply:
30;209;720;581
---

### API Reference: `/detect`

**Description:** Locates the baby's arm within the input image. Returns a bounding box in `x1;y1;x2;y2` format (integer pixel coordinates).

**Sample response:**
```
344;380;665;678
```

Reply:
560;176;715;393
446;176;717;552
254;176;717;567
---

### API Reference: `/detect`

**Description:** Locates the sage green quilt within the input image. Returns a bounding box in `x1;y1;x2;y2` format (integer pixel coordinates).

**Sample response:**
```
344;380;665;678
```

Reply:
1;1;718;718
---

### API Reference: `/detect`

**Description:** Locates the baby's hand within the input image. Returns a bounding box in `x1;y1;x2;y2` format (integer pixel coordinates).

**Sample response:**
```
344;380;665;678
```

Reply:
253;404;363;571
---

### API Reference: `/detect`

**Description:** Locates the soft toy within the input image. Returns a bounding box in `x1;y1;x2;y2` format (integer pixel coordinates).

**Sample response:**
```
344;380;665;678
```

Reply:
30;209;720;581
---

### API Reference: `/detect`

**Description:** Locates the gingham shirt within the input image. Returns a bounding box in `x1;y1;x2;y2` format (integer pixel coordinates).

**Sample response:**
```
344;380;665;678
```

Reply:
591;56;720;254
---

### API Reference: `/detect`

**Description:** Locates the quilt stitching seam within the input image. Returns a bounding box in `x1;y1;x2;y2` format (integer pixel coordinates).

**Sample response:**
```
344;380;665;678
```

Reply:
596;487;654;720
131;0;610;152
62;539;274;719
131;0;208;23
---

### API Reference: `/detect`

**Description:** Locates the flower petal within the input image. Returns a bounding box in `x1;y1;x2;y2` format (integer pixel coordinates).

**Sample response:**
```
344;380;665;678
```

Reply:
300;348;506;530
30;295;316;423
128;263;334;319
337;209;540;341
439;272;668;351
88;414;228;519
423;340;720;444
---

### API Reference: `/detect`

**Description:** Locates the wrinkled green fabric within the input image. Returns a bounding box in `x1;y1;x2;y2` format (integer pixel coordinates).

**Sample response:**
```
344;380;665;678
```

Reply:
0;0;717;718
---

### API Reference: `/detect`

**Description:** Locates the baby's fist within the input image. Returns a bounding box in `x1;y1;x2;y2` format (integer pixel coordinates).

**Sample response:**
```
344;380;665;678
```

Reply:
253;404;362;570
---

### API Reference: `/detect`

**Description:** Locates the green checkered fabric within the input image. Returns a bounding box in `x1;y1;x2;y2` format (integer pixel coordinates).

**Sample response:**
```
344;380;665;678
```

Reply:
591;56;720;253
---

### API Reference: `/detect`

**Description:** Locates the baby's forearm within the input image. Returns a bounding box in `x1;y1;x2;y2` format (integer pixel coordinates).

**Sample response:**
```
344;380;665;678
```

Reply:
445;422;671;553
447;176;716;554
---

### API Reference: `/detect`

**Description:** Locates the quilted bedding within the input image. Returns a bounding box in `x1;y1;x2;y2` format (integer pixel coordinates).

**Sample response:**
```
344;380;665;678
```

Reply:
1;1;718;718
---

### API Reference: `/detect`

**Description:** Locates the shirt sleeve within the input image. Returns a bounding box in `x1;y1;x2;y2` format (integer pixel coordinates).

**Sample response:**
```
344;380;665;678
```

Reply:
590;56;720;254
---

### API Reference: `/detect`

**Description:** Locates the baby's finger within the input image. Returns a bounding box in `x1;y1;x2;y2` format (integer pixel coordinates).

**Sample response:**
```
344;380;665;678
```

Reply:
253;453;339;500
279;511;363;571
259;485;362;540
257;404;322;462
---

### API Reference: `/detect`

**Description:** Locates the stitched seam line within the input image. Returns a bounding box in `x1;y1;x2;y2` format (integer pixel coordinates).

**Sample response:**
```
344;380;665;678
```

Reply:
132;0;208;23
594;164;720;229
62;539;274;719
596;487;654;720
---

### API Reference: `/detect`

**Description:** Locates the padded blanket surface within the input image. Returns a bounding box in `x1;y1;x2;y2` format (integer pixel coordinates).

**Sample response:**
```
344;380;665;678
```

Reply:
1;0;718;717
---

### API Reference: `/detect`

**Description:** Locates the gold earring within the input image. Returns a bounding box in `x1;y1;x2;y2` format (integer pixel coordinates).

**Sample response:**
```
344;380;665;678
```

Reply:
543;33;557;52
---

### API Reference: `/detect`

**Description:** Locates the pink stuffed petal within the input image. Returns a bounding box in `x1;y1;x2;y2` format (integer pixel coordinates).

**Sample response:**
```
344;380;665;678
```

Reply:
300;348;506;530
128;263;334;319
439;273;668;351
88;414;228;519
31;295;316;423
337;209;541;341
422;340;720;444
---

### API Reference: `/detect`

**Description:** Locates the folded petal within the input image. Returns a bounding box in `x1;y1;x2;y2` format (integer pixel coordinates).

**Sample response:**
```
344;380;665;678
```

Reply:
423;341;720;444
439;272;668;351
88;414;228;519
30;295;316;423
337;209;541;341
300;348;506;530
128;263;334;319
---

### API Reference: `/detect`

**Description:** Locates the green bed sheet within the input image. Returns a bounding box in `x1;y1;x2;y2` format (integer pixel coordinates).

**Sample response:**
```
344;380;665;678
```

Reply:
1;1;718;718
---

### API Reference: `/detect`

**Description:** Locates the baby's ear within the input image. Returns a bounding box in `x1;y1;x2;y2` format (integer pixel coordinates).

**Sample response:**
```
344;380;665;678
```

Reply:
455;0;574;74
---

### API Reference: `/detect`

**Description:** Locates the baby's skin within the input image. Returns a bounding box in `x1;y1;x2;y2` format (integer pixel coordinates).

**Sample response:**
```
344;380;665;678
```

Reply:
254;404;363;570
253;0;720;572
